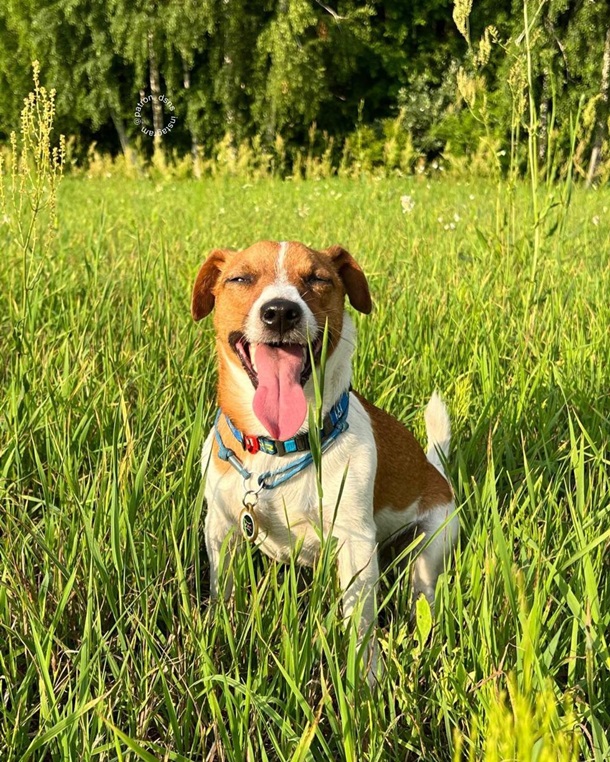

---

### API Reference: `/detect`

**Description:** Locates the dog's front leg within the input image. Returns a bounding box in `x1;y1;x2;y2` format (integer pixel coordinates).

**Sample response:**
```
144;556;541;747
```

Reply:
205;504;239;601
336;532;380;682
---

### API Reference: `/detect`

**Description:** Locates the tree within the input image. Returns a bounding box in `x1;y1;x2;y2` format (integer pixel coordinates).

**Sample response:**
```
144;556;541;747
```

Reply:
586;26;610;186
0;1;34;138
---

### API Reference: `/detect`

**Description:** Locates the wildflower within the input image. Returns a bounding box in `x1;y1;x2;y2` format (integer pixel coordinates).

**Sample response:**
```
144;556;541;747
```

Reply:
401;195;415;214
592;216;600;226
469;194;475;200
453;213;460;222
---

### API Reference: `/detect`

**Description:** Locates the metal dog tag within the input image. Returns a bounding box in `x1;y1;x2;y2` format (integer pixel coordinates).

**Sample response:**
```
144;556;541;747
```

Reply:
240;491;259;542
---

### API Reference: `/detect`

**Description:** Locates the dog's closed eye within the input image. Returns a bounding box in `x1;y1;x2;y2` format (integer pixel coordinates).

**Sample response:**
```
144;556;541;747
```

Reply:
303;272;332;286
226;274;255;285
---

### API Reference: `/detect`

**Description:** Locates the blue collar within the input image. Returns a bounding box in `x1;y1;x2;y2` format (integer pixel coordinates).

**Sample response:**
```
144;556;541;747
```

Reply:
213;391;350;491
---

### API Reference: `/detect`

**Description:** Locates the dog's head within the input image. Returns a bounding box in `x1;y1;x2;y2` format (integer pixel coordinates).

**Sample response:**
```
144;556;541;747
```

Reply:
192;241;371;439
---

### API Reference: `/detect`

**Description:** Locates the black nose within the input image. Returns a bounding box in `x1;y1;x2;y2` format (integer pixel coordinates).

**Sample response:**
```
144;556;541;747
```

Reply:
260;299;303;335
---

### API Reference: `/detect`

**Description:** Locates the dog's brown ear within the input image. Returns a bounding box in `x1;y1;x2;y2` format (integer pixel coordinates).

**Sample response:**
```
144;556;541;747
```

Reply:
324;245;372;314
192;249;232;320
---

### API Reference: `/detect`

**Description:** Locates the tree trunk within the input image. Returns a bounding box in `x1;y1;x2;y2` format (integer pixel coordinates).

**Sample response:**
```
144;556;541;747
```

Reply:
183;64;202;178
148;30;164;150
110;108;136;165
587;27;610;187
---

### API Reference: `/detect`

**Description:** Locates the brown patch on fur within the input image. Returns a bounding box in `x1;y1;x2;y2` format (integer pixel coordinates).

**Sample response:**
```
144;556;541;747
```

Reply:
192;248;233;320
323;245;372;314
282;242;347;347
216;347;253;428
353;392;453;514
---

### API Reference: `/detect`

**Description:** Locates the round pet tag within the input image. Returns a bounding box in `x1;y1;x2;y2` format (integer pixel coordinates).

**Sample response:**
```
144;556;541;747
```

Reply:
240;506;259;542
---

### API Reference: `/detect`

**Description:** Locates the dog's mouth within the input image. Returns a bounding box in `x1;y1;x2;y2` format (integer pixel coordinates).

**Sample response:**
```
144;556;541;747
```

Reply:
229;332;322;389
229;331;323;440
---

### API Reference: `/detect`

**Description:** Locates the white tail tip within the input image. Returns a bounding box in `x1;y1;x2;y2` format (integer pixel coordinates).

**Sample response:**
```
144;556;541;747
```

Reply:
424;391;451;471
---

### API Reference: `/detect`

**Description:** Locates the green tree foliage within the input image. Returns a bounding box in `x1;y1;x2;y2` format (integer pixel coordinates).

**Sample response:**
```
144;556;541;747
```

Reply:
0;0;608;177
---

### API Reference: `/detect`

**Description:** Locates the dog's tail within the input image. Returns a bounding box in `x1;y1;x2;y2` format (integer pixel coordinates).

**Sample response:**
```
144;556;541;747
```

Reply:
424;391;451;475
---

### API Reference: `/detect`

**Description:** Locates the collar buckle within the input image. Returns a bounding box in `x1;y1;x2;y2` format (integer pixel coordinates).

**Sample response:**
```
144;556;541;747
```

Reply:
244;435;260;454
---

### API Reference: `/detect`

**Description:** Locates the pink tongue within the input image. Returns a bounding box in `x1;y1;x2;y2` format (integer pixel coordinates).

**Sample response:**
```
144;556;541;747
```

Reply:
252;344;307;440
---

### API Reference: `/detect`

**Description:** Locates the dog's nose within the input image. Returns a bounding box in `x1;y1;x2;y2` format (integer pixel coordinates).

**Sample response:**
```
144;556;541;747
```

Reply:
260;299;303;335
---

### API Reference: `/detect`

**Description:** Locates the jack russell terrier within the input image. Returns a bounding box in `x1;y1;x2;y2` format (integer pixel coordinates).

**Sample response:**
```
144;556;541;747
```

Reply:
192;240;458;676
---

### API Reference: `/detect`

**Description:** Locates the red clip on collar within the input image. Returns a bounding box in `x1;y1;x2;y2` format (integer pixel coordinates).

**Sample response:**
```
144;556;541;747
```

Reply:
244;435;260;454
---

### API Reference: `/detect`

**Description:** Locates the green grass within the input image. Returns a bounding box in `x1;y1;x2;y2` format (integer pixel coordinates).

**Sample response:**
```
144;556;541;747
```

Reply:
1;175;609;760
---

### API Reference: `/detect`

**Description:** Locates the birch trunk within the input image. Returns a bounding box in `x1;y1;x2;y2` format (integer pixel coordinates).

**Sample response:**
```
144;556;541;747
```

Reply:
587;27;610;187
148;30;164;150
183;64;202;178
110;108;136;165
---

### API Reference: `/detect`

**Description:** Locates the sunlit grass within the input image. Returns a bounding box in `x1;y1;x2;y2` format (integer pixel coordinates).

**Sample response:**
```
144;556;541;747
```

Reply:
1;175;609;760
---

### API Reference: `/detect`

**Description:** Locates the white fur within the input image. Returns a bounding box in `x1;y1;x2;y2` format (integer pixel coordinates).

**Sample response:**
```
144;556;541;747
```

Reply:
375;502;420;547
424;391;451;472
411;501;459;608
409;391;457;609
276;241;288;281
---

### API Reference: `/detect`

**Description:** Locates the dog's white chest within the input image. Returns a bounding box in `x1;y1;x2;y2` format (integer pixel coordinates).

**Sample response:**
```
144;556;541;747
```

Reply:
203;438;352;567
240;474;323;565
202;394;379;567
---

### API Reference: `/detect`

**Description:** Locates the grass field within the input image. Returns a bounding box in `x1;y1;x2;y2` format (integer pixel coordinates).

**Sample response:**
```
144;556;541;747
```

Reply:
1;174;609;760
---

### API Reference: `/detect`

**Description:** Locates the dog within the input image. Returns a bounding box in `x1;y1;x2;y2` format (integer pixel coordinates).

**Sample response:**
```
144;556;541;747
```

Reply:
192;240;458;677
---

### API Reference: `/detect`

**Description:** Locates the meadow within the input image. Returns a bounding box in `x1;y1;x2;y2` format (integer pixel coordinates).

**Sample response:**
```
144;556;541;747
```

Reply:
1;172;609;760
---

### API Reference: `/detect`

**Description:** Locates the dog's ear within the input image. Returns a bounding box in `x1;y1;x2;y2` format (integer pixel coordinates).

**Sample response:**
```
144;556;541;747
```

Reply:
191;248;232;320
324;245;372;314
